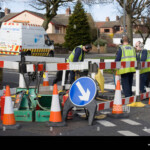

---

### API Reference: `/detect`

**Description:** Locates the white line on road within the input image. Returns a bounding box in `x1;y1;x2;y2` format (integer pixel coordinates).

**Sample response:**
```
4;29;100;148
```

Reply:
96;120;116;127
120;119;141;125
117;131;139;136
143;128;150;134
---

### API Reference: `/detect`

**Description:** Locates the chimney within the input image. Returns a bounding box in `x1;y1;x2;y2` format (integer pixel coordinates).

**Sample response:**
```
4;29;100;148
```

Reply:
116;16;119;21
106;17;110;22
66;7;71;16
5;8;10;15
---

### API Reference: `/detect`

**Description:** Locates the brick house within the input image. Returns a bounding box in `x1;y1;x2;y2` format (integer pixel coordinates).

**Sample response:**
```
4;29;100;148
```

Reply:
95;16;148;44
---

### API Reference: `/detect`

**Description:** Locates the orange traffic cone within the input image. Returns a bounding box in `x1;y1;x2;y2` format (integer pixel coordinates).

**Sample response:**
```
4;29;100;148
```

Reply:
43;71;50;86
46;84;66;127
0;90;5;121
108;80;129;118
0;85;21;129
148;97;150;105
115;71;120;87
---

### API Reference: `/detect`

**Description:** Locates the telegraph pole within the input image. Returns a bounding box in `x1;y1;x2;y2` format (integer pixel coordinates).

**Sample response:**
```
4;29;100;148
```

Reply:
123;0;127;34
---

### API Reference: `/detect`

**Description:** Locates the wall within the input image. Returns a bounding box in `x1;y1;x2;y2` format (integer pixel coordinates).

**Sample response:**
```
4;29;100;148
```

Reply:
48;33;65;44
6;11;53;34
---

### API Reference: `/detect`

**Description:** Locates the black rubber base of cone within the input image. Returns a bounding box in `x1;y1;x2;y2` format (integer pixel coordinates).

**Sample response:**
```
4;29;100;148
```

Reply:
0;123;21;130
107;113;129;119
46;121;66;127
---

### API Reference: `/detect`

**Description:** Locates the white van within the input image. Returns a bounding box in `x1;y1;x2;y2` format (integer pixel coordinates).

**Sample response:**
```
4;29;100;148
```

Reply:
0;22;54;56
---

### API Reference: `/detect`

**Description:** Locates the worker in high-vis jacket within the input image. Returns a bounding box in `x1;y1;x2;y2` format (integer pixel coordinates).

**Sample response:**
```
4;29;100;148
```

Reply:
135;41;150;93
115;35;136;97
67;44;92;84
52;44;92;85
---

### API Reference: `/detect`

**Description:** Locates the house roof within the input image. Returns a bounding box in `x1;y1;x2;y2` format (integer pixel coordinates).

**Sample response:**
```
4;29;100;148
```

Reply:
95;22;105;28
0;13;18;22
100;21;121;28
0;10;70;26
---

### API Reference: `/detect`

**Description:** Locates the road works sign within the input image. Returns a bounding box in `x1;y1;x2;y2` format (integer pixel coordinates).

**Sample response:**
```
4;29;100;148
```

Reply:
69;77;97;107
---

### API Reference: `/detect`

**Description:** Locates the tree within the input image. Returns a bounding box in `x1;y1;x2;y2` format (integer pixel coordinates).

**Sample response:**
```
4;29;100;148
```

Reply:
116;0;150;45
134;3;150;45
64;0;91;50
30;0;110;31
30;0;74;31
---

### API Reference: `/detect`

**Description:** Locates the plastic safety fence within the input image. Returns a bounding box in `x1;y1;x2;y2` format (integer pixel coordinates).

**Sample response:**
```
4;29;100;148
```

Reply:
99;61;137;70
1;60;150;71
99;61;150;70
97;91;150;111
26;62;89;72
0;61;19;70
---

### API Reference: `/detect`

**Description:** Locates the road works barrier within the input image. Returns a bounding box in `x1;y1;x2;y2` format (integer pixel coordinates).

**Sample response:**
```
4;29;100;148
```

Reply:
0;55;150;125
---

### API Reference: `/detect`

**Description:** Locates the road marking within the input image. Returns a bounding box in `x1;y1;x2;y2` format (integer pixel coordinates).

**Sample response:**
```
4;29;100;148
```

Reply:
117;131;139;136
120;119;141;125
97;120;116;127
143;128;150;134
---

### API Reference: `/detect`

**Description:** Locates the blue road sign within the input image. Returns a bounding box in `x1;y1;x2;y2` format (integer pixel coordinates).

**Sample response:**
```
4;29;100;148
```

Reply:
69;77;97;107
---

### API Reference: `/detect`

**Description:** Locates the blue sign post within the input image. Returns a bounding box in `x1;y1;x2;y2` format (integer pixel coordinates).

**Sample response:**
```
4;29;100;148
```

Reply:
69;77;97;107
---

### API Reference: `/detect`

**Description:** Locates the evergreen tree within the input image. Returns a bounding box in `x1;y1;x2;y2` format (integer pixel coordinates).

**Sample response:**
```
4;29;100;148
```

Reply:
64;0;91;51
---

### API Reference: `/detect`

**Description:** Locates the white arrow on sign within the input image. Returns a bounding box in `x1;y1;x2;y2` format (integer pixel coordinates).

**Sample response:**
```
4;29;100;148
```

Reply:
76;81;90;101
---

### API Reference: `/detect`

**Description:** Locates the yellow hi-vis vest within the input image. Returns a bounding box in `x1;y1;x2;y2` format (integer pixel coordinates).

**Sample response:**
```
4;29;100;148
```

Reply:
117;45;136;75
67;45;84;62
140;50;150;74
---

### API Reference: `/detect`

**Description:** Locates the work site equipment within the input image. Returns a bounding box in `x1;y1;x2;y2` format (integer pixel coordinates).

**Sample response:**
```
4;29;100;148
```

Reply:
43;71;50;86
0;85;21;130
11;53;52;122
1;54;150;126
46;84;66;127
108;80;129;118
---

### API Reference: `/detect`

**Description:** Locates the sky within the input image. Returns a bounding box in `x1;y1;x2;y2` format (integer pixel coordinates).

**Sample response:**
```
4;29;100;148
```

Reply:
0;0;122;22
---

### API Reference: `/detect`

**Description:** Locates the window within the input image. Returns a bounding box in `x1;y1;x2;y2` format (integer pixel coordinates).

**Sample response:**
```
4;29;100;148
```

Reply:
55;26;59;34
114;26;120;32
104;29;110;33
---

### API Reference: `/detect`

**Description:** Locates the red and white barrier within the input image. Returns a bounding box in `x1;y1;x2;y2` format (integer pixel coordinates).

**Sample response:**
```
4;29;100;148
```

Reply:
0;61;19;70
97;92;150;111
26;62;89;72
99;61;137;70
1;59;150;72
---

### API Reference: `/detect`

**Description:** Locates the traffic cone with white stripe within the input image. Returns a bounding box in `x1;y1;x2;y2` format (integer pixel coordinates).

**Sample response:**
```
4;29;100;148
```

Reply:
108;80;129;118
43;71;50;86
46;84;66;127
115;71;120;87
0;85;21;130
